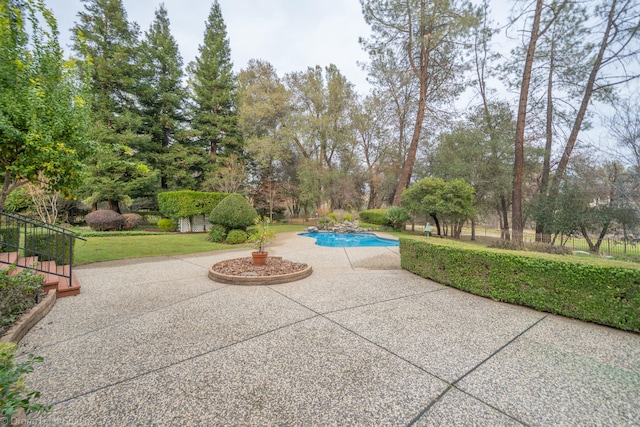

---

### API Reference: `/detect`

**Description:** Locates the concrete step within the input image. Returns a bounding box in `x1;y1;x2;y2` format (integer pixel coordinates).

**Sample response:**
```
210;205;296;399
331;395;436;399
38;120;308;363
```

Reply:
0;252;80;297
55;264;81;297
0;252;19;265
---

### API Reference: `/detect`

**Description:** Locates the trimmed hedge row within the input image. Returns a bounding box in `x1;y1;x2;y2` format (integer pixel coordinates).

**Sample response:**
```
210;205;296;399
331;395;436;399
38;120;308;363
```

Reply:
400;238;640;332
157;191;228;220
358;209;388;225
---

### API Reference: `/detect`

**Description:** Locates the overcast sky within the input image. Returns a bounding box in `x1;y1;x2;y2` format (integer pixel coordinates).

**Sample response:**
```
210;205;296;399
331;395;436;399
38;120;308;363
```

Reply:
48;0;372;93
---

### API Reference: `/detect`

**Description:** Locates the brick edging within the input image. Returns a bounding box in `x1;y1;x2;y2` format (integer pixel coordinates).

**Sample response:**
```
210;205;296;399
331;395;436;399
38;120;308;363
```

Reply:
1;289;57;344
209;264;313;286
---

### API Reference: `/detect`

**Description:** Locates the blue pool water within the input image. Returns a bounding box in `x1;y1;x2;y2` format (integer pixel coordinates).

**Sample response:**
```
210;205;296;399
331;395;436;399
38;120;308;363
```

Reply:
299;232;399;248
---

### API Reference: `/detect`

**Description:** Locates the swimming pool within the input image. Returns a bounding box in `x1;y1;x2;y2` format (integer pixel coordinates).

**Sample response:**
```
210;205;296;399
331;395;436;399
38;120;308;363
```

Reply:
299;232;399;247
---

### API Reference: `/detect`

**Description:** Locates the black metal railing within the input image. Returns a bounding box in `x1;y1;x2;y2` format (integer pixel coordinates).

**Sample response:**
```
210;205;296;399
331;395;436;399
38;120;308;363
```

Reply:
0;210;86;288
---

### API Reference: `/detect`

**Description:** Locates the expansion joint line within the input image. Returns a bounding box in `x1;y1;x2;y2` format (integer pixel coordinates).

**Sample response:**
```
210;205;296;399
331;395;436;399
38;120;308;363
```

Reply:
343;247;354;269
406;316;547;426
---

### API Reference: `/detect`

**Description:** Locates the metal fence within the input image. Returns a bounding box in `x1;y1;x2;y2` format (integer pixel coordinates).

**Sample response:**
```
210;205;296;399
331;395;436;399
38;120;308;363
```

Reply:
0;210;85;287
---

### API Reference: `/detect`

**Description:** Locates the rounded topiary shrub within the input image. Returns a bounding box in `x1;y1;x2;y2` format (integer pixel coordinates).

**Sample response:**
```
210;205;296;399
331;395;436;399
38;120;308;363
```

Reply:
121;213;142;231
157;218;175;232
85;210;124;231
226;229;248;244
209;194;257;231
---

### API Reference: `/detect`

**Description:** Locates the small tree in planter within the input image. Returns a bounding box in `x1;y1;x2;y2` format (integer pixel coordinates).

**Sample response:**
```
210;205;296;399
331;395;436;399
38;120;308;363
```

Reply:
248;216;275;265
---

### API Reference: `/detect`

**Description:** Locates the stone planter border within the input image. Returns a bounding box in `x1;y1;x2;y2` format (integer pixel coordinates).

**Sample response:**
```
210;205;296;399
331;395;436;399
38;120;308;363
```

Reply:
209;263;313;286
1;289;56;344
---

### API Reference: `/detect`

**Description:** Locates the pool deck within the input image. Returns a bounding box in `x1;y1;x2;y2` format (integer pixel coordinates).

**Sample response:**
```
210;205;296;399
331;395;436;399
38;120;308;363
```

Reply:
18;231;640;425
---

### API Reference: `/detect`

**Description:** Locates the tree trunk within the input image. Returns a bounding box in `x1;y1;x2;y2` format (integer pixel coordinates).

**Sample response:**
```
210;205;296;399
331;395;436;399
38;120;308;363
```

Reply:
393;84;427;205
108;199;121;213
210;140;218;164
549;0;617;197
471;218;476;241
392;0;430;206
501;194;511;241
512;0;544;244
430;213;441;237
536;37;556;243
367;180;376;210
580;222;610;253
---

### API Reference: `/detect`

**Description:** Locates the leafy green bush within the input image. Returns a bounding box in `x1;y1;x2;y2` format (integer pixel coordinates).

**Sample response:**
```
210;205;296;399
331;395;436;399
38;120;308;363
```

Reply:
157;191;228;221
0;342;50;423
208;224;227;243
400;238;640;331
209;194;257;231
85;210;124;231
359;209;388;225
386;206;411;231
157;218;175;232
3;187;31;213
0;227;20;253
327;212;337;220
344;213;354;222
24;233;76;265
226;229;248;244
0;269;43;332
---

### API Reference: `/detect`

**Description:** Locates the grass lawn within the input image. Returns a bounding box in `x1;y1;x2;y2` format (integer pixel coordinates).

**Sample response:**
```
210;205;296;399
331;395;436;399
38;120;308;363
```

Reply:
73;224;308;265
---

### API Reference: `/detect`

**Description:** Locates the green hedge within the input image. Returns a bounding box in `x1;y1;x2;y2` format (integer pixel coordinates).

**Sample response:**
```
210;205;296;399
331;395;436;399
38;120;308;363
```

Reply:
400;238;640;332
157;191;228;220
24;234;76;265
358;209;389;225
0;227;20;253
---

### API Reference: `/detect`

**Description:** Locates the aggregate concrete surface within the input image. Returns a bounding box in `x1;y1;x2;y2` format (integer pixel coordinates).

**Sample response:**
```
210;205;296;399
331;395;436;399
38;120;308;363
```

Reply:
17;232;640;426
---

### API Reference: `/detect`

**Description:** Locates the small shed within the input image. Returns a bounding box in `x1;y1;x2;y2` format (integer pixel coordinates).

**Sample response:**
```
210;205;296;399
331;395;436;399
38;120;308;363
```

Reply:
178;215;212;233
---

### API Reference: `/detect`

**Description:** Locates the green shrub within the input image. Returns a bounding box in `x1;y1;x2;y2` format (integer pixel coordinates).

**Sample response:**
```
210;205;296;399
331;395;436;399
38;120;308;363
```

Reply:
0;269;43;332
0;342;49;423
386;206;411;231
209;194;257;231
85;210;124;231
208;224;227;243
157;191;228;221
359;209;389;225
157;218;175;232
400;238;640;332
24;233;76;265
344;213;354;222
3;187;31;213
0;227;20;253
327;212;337;220
121;213;142;231
226;229;248;244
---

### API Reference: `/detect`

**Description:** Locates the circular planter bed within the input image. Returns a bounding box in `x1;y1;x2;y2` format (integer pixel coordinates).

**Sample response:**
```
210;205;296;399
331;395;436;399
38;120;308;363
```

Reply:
209;256;312;286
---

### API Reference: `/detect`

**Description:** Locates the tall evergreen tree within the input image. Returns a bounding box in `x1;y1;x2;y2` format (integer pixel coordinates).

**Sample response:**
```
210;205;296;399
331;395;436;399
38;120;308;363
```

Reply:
137;3;187;189
187;0;240;163
72;0;154;211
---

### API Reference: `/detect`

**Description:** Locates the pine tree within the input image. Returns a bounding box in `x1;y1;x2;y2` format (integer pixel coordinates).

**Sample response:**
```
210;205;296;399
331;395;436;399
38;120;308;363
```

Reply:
137;3;187;189
187;0;240;163
72;0;154;211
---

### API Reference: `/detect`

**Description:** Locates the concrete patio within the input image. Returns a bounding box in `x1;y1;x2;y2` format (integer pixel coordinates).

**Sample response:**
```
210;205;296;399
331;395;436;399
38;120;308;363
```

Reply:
18;232;640;426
